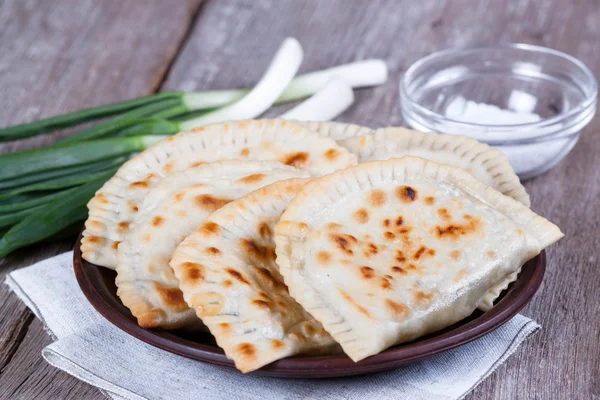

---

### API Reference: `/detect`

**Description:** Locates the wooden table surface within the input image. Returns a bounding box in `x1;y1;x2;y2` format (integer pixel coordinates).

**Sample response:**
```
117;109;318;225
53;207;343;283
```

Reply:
0;1;598;399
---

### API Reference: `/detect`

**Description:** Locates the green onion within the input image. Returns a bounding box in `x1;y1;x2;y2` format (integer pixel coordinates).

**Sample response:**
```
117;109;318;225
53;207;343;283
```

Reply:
0;173;112;257
0;92;182;142
0;166;120;200
0;156;127;192
0;136;164;181
281;78;354;121
0;190;75;213
0;206;45;229
117;118;180;137
276;59;387;103
0;192;53;205
179;38;303;129
181;59;388;109
152;104;190;119
0;59;386;143
168;109;215;123
55;98;181;144
181;90;245;110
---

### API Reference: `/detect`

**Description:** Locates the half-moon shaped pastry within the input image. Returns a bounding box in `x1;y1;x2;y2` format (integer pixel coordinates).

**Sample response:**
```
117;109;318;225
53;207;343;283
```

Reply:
116;161;309;329
340;127;530;206
82;119;357;269
170;179;338;372
340;128;531;309
275;157;562;362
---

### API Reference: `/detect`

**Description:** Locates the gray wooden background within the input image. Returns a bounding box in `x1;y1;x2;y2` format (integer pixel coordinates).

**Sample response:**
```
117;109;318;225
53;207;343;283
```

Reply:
0;0;598;399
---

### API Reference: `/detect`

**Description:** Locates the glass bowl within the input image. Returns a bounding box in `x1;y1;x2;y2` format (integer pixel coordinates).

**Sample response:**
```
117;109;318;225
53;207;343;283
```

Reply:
400;43;597;179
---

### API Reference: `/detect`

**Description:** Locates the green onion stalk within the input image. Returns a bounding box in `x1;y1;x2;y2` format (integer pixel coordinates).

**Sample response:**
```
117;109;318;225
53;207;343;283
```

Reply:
0;136;165;181
0;156;127;192
0;163;123;198
0;171;115;257
0;58;386;142
0;92;180;142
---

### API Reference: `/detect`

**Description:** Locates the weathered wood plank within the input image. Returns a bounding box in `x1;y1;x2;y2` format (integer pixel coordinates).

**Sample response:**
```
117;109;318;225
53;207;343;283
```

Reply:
0;0;202;152
0;294;33;372
0;0;203;399
0;319;103;400
0;0;598;399
0;241;72;373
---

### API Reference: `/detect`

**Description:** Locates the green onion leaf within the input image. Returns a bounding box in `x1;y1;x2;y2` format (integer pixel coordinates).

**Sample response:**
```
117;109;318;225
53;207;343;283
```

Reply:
117;118;180;137
0;166;119;200
0;206;45;229
0;92;182;141
0;136;164;181
0;156;127;192
56;98;182;144
0;172;113;257
0;190;76;213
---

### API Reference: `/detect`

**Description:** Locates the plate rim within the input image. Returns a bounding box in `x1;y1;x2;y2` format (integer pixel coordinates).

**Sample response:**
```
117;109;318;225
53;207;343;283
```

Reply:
73;232;545;378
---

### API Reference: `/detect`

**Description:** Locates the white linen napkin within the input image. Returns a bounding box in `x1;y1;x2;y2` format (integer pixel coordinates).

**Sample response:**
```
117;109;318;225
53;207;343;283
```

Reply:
5;252;539;400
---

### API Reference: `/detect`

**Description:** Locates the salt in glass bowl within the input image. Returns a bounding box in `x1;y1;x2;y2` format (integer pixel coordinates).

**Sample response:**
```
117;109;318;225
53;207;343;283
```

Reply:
400;43;597;179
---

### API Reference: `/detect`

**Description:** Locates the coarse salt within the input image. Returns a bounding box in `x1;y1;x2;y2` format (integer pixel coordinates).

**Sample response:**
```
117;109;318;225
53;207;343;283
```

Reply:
444;95;570;179
445;95;541;125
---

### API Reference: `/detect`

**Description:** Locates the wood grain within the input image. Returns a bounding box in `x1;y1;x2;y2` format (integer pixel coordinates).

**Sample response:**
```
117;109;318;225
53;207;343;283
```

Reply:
0;319;100;400
0;0;202;399
0;0;599;399
0;0;202;152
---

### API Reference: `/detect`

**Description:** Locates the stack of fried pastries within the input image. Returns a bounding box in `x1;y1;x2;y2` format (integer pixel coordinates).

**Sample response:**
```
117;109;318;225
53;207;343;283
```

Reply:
82;120;562;372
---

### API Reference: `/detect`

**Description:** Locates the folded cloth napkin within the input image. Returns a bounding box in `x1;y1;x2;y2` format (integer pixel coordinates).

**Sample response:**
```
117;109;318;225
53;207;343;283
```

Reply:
6;252;539;400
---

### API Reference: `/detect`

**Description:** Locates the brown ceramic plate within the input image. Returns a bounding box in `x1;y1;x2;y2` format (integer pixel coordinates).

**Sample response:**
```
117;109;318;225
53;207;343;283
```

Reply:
73;232;545;378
